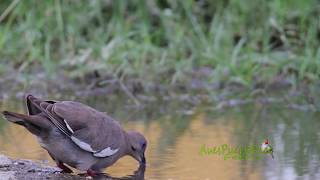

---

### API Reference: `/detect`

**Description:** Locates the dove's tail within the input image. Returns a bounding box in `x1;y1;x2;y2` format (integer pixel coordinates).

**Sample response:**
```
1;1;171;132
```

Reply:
2;111;32;126
2;111;50;135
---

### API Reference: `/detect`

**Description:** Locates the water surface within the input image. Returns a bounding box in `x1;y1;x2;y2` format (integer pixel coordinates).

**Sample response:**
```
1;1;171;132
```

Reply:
0;95;319;180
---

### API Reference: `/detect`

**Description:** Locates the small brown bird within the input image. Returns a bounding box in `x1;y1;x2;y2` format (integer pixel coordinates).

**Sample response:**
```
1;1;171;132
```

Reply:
2;95;147;177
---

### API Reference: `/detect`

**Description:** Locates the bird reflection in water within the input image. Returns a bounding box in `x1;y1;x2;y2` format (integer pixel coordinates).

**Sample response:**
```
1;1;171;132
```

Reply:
81;164;146;180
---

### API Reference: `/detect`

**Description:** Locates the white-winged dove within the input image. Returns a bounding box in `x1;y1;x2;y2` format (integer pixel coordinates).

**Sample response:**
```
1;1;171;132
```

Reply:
2;95;147;177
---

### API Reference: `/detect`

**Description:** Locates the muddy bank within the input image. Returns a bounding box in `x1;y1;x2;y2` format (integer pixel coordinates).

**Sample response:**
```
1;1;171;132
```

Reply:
0;66;318;115
0;154;145;180
0;66;302;100
0;154;88;180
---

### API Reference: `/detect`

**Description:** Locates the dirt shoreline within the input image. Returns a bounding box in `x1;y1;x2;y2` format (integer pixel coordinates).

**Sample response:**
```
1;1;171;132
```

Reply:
0;154;89;180
0;154;146;180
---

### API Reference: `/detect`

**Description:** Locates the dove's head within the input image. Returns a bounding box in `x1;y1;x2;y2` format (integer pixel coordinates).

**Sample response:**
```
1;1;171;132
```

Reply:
127;131;147;165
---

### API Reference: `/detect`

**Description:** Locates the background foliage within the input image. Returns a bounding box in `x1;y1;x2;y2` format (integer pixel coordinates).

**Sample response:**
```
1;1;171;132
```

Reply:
0;0;319;87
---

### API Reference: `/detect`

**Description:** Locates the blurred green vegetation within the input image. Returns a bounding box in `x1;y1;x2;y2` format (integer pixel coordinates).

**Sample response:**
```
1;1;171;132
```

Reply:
0;0;319;87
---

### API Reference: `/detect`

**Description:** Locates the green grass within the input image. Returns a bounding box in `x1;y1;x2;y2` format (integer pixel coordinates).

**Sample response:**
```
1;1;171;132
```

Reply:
0;0;319;88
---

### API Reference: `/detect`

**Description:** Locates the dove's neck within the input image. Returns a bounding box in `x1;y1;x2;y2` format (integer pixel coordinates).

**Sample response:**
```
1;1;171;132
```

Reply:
123;131;134;155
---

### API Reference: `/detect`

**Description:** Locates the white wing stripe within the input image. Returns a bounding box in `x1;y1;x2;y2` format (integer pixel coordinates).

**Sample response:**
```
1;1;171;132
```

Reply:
71;136;119;157
94;147;119;157
71;136;95;152
64;119;74;134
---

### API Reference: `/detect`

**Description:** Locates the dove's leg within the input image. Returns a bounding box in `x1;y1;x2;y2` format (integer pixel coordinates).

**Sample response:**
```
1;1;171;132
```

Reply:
86;169;98;177
46;151;73;174
57;162;73;173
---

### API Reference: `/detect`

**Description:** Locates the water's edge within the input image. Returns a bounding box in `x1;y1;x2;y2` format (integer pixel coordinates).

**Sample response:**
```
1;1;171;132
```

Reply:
0;154;99;180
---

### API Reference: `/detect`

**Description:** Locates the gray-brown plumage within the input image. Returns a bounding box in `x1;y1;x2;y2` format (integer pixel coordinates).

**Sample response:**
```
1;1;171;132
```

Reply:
2;95;147;176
